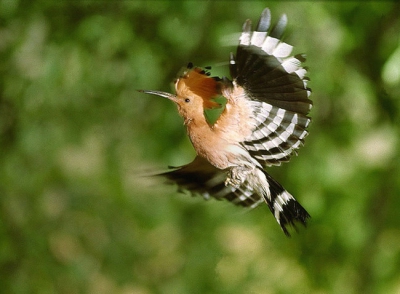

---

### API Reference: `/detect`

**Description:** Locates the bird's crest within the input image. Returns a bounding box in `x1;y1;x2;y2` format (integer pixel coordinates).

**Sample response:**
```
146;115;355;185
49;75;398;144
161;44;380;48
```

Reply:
175;63;221;109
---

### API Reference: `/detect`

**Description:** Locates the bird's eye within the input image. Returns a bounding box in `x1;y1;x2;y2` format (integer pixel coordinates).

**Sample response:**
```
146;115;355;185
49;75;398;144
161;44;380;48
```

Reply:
184;98;190;103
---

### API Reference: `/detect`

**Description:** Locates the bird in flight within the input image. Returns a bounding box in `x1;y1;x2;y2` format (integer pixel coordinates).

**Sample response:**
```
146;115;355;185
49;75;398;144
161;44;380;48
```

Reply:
140;8;312;236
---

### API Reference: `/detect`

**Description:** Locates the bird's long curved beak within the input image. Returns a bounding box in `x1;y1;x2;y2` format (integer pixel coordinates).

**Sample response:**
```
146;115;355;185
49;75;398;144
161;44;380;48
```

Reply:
138;89;176;100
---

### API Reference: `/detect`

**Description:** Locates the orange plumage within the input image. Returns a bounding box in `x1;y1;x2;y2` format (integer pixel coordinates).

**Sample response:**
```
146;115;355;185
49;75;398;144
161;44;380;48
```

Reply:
175;67;221;109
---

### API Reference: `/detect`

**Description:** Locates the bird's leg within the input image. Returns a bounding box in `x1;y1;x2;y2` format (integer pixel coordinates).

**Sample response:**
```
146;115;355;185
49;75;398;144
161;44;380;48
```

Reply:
225;165;254;188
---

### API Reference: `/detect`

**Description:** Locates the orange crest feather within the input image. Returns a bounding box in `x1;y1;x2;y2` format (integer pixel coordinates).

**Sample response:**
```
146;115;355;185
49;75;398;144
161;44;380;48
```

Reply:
176;67;221;109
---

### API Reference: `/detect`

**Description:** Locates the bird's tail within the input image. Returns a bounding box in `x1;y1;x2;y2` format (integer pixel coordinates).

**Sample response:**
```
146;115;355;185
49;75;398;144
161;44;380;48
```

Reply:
158;156;310;236
256;168;310;236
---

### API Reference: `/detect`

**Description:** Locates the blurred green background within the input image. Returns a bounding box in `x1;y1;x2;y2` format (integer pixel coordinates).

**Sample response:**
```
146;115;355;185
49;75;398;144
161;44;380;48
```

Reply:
1;1;400;293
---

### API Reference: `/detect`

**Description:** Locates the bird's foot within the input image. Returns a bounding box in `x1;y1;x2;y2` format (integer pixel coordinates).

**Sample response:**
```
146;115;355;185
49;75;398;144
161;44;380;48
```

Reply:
225;166;252;188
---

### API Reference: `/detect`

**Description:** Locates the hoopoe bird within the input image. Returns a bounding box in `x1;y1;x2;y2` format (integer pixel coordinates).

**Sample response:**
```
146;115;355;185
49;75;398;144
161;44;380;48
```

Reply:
140;8;312;236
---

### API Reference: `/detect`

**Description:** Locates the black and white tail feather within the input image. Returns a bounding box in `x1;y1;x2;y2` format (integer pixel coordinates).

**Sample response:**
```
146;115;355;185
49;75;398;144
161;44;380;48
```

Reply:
158;8;311;236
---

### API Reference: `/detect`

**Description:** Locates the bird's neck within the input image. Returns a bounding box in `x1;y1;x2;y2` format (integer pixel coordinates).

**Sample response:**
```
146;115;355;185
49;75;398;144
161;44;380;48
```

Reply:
184;110;213;130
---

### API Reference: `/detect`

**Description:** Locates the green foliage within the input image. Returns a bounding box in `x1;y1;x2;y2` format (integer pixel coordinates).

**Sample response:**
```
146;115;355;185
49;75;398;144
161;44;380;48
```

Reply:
1;1;400;293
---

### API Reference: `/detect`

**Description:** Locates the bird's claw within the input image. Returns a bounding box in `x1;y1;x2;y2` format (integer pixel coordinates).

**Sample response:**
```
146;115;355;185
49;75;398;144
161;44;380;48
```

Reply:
225;166;251;188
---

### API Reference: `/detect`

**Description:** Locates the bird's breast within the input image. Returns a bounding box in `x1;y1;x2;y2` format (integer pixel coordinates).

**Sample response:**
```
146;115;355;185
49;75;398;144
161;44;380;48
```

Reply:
187;119;254;170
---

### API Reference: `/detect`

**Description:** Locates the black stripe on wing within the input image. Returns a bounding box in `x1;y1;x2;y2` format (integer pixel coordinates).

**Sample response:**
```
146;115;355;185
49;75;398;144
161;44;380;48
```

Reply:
229;8;312;115
234;48;312;115
229;8;312;166
243;100;310;166
158;156;264;208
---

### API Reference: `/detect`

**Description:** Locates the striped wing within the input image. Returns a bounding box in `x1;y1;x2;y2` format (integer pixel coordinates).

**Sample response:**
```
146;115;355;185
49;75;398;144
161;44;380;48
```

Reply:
230;8;312;166
159;156;309;236
159;156;264;208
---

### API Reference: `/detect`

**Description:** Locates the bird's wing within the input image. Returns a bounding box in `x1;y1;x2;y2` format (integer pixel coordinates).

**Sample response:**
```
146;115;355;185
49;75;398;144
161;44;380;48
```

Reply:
229;8;312;166
158;156;265;208
159;156;309;236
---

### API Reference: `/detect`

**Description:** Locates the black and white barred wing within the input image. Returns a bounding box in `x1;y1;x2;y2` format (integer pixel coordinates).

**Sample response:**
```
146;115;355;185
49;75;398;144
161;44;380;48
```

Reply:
159;156;309;236
159;156;264;208
230;8;312;166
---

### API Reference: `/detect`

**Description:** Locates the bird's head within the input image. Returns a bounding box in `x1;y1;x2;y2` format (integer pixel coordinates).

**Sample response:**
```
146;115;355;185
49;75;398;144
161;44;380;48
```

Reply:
140;63;222;124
